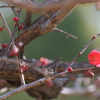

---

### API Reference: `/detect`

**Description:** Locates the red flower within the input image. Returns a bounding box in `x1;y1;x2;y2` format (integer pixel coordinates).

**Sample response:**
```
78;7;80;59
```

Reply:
16;42;23;48
9;46;19;57
0;27;4;31
16;9;20;13
39;57;50;66
88;50;100;65
13;17;19;22
19;25;24;30
1;43;8;48
67;67;73;72
19;62;28;72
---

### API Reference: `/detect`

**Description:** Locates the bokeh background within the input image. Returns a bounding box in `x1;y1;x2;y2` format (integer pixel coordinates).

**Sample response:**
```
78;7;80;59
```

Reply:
0;1;100;100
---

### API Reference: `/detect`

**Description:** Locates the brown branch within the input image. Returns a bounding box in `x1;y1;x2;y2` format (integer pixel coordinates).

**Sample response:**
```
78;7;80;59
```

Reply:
1;0;100;11
1;0;99;46
0;57;100;99
0;56;99;100
0;77;69;100
14;0;80;45
0;56;99;82
80;0;100;4
0;78;46;100
14;0;100;46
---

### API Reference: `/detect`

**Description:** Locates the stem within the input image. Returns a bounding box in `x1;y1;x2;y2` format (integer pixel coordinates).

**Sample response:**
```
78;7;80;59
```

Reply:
66;33;100;69
0;25;17;68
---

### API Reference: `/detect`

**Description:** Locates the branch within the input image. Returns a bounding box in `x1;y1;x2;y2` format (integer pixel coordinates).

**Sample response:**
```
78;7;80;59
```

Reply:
53;28;78;39
14;0;80;45
1;0;100;11
0;55;99;81
0;57;100;100
14;0;100;46
0;78;46;100
0;77;69;100
80;0;100;4
1;0;99;46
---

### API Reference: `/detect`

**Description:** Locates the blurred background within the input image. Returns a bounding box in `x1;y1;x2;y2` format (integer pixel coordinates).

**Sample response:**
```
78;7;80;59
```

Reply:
0;1;100;100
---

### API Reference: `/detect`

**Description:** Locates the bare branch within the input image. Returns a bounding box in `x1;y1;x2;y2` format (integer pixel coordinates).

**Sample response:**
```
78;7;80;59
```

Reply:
80;0;100;4
14;0;80;45
0;78;46;100
0;10;12;37
66;33;100;70
0;5;18;8
1;0;100;11
9;6;22;23
0;56;100;81
53;28;78;39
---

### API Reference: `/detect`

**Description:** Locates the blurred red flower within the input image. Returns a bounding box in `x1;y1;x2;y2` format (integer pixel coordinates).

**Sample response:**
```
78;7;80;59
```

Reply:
88;50;100;65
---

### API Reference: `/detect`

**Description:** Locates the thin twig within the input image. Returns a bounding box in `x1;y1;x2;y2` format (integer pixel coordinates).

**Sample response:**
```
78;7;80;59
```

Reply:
53;28;78;39
27;0;52;20
0;78;46;100
0;9;17;69
0;10;11;37
14;0;80;45
16;24;26;85
9;5;22;23
47;57;62;69
0;5;18;8
65;33;100;70
0;9;16;48
19;72;26;85
0;9;16;46
16;57;26;85
0;8;25;84
0;56;48;76
0;25;17;68
40;11;52;20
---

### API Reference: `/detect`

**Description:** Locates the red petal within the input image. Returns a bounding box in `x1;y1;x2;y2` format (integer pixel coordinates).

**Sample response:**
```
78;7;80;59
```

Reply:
39;57;50;66
88;50;100;65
